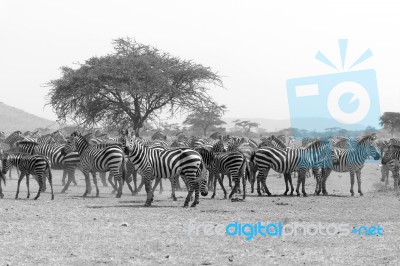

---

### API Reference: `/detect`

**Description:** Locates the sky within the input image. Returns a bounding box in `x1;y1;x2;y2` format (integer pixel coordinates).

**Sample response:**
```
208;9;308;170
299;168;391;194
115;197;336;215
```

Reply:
1;0;400;125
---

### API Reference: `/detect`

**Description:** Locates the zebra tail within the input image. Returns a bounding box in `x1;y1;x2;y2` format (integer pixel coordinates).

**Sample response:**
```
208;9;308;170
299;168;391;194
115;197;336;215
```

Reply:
246;163;251;182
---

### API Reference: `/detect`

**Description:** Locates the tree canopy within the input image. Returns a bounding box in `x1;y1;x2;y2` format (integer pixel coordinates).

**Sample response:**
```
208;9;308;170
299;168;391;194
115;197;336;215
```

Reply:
183;105;226;136
47;37;223;136
379;112;400;136
233;119;259;135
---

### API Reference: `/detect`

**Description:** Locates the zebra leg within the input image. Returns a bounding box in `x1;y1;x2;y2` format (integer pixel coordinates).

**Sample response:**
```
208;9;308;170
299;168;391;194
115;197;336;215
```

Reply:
15;173;25;199
26;174;30;199
170;176;177;201
62;170;67;186
321;168;331;195
131;170;138;194
349;171;355;196
100;172;107;187
228;175;240;199
313;168;322;196
144;179;153;207
300;170;307;197
108;172;118;193
91;172;99;197
227;174;233;189
60;166;75;193
288;173;294;196
184;186;194;207
296;169;306;196
33;175;43;200
259;168;272;196
207;170;214;191
191;184;200;207
41;172;47;193
83;172;92;197
215;173;228;199
356;170;363;196
283;173;290;196
47;168;54;200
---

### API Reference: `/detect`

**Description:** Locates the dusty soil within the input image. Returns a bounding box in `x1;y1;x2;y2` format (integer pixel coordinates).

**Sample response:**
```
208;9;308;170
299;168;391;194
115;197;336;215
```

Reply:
0;163;399;266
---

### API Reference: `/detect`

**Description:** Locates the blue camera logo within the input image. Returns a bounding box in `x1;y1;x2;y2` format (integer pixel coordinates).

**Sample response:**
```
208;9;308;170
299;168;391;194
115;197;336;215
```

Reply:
286;39;381;135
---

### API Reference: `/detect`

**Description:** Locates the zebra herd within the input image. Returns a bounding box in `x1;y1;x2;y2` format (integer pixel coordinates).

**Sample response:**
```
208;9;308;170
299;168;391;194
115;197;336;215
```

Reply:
0;129;399;207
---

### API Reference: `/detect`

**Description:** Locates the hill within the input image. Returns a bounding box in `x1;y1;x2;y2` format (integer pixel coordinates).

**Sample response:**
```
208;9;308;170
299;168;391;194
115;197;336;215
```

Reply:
0;102;58;134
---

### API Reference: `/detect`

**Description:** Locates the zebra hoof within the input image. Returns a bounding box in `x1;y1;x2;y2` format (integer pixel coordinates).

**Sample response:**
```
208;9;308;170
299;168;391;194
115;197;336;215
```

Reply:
173;197;177;201
211;194;215;199
322;191;328;195
359;193;364;196
51;195;54;200
159;190;163;195
190;202;198;207
27;194;30;199
0;194;3;199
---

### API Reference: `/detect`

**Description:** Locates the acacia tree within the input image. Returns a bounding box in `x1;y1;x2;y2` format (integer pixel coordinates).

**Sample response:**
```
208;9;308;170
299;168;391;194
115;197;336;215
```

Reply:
183;105;226;136
233;119;259;135
47;37;223;136
379;112;400;136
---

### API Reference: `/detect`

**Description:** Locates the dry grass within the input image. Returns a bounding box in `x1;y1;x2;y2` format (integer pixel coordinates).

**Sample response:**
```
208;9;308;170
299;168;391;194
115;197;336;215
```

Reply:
0;163;399;265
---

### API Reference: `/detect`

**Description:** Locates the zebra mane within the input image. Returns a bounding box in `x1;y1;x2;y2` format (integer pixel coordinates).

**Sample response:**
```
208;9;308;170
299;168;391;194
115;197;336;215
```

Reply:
304;139;331;150
357;133;377;145
16;140;39;146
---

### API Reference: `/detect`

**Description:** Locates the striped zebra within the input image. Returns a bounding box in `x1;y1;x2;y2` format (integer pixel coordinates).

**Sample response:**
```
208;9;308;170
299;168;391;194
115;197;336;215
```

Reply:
196;146;247;200
252;139;333;197
16;141;81;192
63;131;126;198
375;140;397;187
257;135;295;194
125;136;208;207
381;144;400;192
91;142;139;195
2;130;24;179
1;153;54;200
319;134;380;196
133;140;186;198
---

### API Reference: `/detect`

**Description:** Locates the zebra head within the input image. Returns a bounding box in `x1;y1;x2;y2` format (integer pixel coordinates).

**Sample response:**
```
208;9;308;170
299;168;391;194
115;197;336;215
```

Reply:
356;134;380;160
381;144;400;165
62;131;82;155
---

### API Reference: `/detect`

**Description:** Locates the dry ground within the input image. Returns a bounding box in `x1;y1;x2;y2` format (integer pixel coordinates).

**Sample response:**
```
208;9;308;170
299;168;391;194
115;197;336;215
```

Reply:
0;162;399;265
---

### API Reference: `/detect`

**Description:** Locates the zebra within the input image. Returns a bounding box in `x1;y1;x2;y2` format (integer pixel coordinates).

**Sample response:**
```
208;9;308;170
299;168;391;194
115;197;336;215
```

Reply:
381;144;400;192
62;131;126;198
16;140;82;192
125;136;208;207
319;134;380;196
252;139;333;197
1;153;54;200
196;146;247;200
2;130;24;179
375;140;397;187
256;135;295;193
